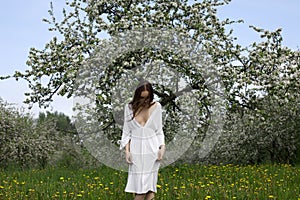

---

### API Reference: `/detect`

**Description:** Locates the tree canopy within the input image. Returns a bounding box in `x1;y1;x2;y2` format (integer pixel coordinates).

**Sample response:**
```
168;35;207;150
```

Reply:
1;0;300;164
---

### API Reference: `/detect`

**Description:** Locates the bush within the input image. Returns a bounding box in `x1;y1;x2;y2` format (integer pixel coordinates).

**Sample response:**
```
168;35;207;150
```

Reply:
0;99;58;168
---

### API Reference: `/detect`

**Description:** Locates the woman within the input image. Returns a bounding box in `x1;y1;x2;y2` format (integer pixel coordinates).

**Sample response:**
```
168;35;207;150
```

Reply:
119;80;165;200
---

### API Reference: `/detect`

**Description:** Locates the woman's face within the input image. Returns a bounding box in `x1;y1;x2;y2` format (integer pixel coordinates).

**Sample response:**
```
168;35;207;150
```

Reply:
140;85;149;98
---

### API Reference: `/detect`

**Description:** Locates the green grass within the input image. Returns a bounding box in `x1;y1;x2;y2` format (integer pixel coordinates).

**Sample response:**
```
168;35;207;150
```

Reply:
0;164;299;199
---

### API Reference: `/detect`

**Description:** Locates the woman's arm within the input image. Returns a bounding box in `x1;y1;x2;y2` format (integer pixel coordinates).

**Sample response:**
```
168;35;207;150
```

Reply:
125;139;131;153
157;144;165;161
125;139;132;164
119;104;132;150
156;103;165;160
156;103;165;147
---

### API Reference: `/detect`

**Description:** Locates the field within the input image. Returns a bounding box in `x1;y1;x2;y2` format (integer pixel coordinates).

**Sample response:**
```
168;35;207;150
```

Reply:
0;163;299;200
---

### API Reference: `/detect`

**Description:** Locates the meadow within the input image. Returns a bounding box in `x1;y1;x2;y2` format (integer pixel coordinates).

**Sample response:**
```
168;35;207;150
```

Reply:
0;163;299;200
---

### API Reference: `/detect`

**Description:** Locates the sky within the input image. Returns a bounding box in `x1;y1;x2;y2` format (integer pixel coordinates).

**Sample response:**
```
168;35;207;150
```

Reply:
0;0;299;118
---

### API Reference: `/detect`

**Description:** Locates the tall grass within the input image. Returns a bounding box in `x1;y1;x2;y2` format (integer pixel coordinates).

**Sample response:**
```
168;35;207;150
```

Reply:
0;164;299;199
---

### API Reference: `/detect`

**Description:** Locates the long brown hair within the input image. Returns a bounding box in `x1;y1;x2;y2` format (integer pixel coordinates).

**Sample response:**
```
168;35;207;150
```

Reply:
129;80;155;119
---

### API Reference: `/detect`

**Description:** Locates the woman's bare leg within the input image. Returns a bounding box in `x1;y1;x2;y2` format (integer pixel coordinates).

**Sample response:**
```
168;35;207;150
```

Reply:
134;194;146;200
145;191;155;200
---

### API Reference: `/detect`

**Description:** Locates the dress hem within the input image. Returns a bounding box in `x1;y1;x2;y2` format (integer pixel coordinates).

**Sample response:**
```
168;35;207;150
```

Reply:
125;189;157;194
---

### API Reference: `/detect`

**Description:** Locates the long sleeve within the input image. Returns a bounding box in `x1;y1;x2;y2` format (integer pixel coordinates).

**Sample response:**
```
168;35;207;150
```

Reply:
156;103;165;147
119;104;132;150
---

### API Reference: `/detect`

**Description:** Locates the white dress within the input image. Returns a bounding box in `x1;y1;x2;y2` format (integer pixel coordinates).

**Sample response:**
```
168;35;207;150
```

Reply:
119;102;165;194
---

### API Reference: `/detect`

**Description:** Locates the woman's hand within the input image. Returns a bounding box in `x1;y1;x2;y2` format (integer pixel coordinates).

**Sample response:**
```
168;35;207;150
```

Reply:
124;140;132;164
125;151;133;164
157;145;165;161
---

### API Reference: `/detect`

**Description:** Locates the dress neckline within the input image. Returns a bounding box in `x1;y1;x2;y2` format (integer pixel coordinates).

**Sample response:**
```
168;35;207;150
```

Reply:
133;102;159;128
